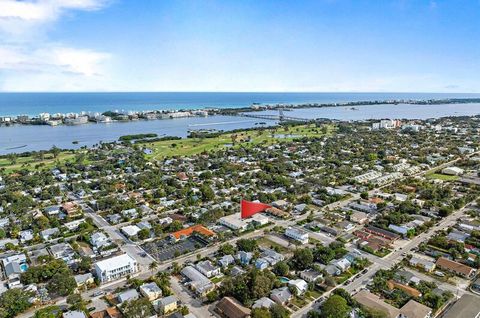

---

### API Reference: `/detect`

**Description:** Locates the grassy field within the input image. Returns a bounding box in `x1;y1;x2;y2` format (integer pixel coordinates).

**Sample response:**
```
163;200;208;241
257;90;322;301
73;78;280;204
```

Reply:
426;173;460;181
145;124;333;160
257;236;291;253
0;152;76;173
0;124;333;173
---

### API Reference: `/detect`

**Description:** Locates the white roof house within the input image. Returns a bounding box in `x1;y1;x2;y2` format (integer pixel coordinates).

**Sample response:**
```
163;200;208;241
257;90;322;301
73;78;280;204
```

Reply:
288;279;308;295
117;289;139;303
90;232;110;248
63;311;87;318
195;260;221;278
285;227;309;244
253;297;276;309
19;230;33;242
121;225;141;237
140;282;162;301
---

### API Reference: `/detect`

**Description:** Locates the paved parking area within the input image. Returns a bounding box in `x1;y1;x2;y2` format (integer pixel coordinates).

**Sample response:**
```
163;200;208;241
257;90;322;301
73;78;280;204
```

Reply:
142;236;208;262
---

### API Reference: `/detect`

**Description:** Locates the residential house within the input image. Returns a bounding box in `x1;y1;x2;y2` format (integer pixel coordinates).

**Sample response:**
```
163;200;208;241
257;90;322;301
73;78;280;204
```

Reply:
180;266;215;296
195;260;221;278
364;226;400;241
90;232;110;249
139;282;162;301
350;211;368;224
215;297;251;318
436;257;476;278
300;269;323;283
255;258;269;270
236;251;253;265
285;227;309;244
252;297;276;309
49;243;76;264
74;273;94;288
40;228;59;241
44;205;61;216
63;311;87;318
288;279;308;295
19;230;33;243
332;258;351;272
218;255;235;268
121;225;141;238
64;219;85;231
270;287;292;305
117;289;139;303
62;202;80;216
153;295;178;314
409;257;436;272
121;208;138;219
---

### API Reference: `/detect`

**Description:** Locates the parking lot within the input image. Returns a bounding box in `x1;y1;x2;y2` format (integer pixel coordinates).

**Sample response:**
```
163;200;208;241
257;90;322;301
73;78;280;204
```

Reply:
142;236;208;262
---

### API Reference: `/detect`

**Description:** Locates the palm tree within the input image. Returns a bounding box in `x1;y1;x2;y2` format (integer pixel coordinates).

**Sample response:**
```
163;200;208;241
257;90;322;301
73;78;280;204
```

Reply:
149;261;158;273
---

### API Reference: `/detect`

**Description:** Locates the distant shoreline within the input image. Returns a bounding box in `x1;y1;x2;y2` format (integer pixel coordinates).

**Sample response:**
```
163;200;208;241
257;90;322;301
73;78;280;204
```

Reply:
1;98;480;128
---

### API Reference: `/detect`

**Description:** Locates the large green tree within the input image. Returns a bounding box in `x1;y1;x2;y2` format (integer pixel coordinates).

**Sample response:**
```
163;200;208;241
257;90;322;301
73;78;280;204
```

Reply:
47;269;77;296
320;295;351;318
292;248;313;270
0;288;32;318
122;298;155;318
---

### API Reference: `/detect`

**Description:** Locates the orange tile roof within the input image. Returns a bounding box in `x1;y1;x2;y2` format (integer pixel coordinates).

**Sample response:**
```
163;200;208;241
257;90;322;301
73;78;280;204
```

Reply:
387;280;422;298
369;197;384;204
171;224;215;240
106;307;122;318
436;257;475;277
90;311;107;318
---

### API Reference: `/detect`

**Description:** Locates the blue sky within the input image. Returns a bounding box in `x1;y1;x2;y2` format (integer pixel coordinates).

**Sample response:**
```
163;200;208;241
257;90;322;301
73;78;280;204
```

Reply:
0;0;479;92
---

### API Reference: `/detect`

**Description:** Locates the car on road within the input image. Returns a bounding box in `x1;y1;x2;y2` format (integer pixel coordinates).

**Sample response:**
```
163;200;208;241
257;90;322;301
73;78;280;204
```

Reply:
92;290;105;297
361;268;368;274
316;296;326;304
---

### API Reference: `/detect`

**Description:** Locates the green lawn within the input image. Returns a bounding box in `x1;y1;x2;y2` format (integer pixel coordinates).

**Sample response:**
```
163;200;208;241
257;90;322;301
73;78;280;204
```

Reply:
426;173;460;181
0;124;334;173
0;152;76;173
145;124;334;160
257;236;291;253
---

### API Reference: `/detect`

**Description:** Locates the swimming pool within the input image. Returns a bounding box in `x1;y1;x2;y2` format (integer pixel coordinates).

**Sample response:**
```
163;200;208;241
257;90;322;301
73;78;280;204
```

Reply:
279;277;290;283
20;263;28;272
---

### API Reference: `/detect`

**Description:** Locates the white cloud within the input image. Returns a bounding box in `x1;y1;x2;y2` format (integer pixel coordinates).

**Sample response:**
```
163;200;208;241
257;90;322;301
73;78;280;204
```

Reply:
51;47;110;76
0;0;112;91
0;0;106;22
0;45;109;75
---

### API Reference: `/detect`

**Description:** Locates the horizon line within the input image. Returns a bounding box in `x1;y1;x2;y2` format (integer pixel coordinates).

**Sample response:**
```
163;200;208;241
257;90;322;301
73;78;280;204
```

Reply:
0;91;480;94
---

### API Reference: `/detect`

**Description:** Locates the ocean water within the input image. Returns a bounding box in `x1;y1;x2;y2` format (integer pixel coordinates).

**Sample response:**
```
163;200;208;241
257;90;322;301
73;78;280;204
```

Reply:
2;92;480;155
1;92;480;116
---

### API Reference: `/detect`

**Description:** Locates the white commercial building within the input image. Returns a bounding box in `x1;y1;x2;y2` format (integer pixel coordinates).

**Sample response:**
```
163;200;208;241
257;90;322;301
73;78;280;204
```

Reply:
219;212;269;231
285;227;309;244
442;166;464;176
219;214;249;231
94;253;138;283
372;119;401;130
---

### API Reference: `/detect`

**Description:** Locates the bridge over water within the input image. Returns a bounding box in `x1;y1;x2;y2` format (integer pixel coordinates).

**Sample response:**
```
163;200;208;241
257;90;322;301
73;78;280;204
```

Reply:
239;109;311;123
